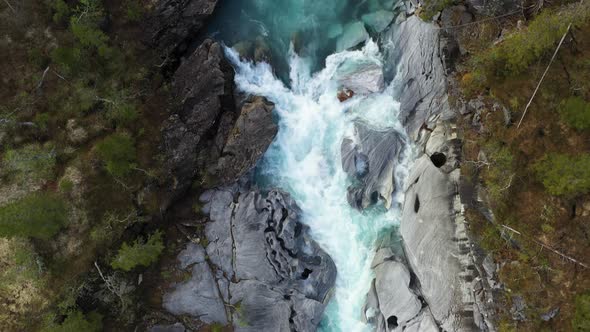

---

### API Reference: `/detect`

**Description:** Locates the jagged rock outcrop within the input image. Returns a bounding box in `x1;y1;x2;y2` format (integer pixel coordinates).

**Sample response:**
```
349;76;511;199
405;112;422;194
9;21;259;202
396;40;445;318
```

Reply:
160;40;277;209
384;15;453;139
147;0;218;55
215;96;278;185
164;186;337;331
161;39;234;207
342;122;405;210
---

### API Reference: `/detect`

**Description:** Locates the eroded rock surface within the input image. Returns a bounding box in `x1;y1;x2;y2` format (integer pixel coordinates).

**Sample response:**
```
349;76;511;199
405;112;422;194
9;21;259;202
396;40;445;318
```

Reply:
342;121;405;210
400;123;496;331
163;187;336;331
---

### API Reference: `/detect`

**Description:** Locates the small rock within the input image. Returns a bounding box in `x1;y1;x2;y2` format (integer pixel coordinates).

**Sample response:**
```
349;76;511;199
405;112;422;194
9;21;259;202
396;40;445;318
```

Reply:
511;295;527;322
336;22;369;51
541;307;560;321
362;10;395;33
66;119;88;144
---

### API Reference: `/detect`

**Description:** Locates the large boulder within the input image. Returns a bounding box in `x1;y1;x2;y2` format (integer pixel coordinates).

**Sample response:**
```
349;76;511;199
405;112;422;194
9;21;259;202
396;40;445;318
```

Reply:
362;10;395;33
336;22;370;52
147;0;218;55
161;39;234;208
335;59;385;95
197;187;336;331
341;121;405;210
214;96;278;185
161;40;277;209
384;16;453;139
399;123;496;331
163;243;228;324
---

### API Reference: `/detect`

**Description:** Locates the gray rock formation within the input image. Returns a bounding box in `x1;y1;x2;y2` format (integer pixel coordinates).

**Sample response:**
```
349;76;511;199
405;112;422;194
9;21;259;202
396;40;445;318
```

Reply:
161;39;277;209
176;187;338;331
342;121;405;210
335;59;385;95
147;0;218;55
215;96;278;185
161;39;234;207
399;123;496;331
384;15;453;139
163;243;228;324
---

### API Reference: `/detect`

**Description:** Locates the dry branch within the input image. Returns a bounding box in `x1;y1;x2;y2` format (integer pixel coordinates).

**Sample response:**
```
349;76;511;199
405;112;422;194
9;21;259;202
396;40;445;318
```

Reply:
517;23;572;128
501;224;589;268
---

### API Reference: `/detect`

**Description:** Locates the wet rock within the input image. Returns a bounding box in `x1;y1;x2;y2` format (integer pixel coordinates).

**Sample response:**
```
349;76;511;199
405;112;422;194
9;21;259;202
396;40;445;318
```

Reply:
337;89;355;102
147;0;219;55
335;59;384;95
214;96;277;185
384;16;452;139
200;188;336;331
336;22;369;51
342;122;405;210
327;24;344;39
362;10;395;33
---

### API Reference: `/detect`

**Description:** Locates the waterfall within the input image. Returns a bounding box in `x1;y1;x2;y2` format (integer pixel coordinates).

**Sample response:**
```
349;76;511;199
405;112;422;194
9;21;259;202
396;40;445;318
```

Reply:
224;39;412;331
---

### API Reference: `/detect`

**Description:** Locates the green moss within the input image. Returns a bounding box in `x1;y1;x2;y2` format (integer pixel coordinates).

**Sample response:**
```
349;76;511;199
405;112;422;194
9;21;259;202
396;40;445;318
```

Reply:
573;292;590;331
481;142;515;202
59;179;75;193
0;193;68;239
559;96;590;130
124;0;145;22
3;143;56;183
472;2;590;80
533;153;590;197
41;310;102;332
95;133;137;178
111;231;164;271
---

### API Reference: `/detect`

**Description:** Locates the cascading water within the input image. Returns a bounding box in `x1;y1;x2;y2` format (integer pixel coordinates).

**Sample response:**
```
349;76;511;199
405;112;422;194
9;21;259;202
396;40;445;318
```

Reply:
210;1;412;331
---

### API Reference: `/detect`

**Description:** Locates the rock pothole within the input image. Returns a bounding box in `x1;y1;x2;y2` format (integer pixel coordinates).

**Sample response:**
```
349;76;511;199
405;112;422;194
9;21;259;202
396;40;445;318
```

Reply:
430;152;447;168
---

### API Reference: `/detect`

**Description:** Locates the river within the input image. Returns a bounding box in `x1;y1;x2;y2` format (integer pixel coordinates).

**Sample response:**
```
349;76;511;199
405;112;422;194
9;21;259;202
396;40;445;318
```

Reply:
209;1;411;330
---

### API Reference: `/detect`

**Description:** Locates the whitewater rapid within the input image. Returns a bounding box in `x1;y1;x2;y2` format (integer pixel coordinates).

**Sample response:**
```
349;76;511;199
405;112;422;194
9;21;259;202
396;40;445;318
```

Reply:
226;41;412;332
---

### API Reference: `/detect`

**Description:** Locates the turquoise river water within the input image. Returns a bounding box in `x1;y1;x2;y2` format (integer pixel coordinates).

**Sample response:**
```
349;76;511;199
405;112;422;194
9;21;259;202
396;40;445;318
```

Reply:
209;1;411;331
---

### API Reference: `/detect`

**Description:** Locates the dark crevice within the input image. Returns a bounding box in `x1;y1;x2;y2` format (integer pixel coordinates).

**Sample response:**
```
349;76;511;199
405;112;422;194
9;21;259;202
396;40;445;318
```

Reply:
387;316;398;330
301;268;313;280
414;195;420;213
430;152;447;168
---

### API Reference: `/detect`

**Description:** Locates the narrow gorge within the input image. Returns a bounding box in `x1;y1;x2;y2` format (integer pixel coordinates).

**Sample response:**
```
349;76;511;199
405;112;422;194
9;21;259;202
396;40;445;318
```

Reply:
154;0;498;331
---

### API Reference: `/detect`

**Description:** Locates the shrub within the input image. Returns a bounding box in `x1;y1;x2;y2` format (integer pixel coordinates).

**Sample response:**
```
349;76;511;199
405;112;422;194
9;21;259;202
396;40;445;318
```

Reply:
95;133;136;177
533;153;590;197
0;193;68;239
111;231;164;271
473;2;590;79
52;0;71;24
105;101;139;126
42;310;102;332
573;293;590;331
559;96;590;130
482;142;515;201
124;0;144;22
3;144;56;183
